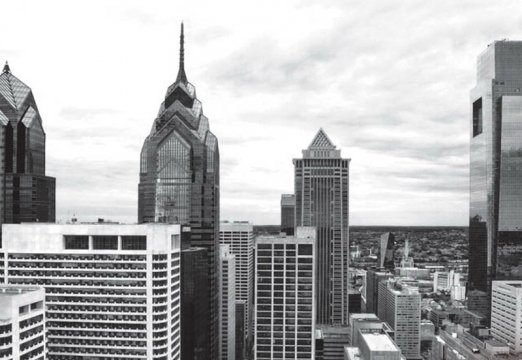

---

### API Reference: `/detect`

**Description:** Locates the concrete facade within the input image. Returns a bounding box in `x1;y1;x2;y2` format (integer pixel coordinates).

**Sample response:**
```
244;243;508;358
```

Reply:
2;223;181;360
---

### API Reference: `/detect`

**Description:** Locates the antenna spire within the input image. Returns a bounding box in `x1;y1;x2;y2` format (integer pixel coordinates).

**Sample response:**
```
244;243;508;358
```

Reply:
3;61;10;74
176;22;188;84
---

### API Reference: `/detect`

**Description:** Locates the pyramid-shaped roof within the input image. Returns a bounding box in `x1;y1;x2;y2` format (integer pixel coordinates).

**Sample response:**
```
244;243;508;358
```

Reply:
0;64;32;111
308;128;336;149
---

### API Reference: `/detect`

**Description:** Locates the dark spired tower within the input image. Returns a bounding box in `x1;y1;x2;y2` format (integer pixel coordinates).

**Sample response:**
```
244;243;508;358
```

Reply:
138;24;220;359
0;62;55;241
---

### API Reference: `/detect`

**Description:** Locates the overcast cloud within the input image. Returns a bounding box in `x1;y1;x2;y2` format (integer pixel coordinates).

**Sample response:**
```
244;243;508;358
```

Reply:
1;0;521;225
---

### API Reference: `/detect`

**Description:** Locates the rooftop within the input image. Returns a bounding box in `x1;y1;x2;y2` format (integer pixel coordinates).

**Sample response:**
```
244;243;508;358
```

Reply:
361;332;399;352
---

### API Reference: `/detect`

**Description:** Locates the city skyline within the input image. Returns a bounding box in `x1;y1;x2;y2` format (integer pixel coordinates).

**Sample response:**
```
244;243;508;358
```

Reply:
2;1;522;226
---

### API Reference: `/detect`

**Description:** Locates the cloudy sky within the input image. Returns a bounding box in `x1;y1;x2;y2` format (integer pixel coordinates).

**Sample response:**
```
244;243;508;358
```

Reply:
1;0;522;225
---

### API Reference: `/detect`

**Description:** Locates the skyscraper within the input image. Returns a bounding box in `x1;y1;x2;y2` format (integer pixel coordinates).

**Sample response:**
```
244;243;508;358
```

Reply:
0;63;55;240
294;129;350;325
138;24;220;358
219;221;254;348
469;41;522;312
491;281;522;353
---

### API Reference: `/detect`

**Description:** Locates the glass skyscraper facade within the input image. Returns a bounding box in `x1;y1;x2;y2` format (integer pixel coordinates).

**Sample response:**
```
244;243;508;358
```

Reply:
0;63;55;240
294;129;350;325
138;25;220;359
469;41;522;314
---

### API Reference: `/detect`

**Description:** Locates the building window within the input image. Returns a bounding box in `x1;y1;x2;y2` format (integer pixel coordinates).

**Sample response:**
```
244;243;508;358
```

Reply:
473;98;483;137
298;244;312;256
122;236;147;250
171;235;180;250
64;235;89;249
92;236;118;250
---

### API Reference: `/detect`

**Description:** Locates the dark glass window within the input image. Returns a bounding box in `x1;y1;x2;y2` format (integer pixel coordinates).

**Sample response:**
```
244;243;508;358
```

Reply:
122;236;147;250
92;236;118;250
298;244;312;256
64;235;89;249
473;98;483;137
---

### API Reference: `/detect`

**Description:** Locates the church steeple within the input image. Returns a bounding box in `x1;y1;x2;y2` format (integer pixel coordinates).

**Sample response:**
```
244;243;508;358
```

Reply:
176;22;188;84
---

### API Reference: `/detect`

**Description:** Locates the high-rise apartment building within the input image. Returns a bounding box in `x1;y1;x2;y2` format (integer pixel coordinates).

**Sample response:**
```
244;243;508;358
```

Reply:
0;63;55;240
254;227;316;360
377;278;421;359
0;285;46;359
219;221;254;345
138;24;220;358
280;194;295;236
469;41;522;313
294;129;350;325
220;244;236;360
491;281;522;353
2;223;181;360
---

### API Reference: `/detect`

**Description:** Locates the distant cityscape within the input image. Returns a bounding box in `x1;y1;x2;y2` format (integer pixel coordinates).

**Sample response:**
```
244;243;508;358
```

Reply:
2;19;522;360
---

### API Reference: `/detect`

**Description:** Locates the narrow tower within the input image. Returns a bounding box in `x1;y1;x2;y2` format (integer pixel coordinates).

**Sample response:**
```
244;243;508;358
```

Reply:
0;62;55;241
138;24;220;359
294;129;350;325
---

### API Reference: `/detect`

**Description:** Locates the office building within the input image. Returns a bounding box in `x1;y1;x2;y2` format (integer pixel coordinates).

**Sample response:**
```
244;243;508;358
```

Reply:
181;246;209;360
220;245;236;360
0;285;46;359
254;227;316;360
491;281;522;353
469;41;522;312
138;24;220;358
379;233;395;270
378;279;421;359
281;194;295;236
219;221;254;344
365;270;393;315
2;223;181;360
294;128;350;325
0;63;55;241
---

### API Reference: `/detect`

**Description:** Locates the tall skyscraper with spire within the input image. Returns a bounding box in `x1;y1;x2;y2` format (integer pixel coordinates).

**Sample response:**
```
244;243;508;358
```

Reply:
0;62;55;241
294;129;350;325
469;40;522;318
138;24;220;359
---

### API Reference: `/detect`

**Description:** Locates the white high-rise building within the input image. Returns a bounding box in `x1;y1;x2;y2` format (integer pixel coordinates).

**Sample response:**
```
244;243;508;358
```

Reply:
377;278;421;359
254;227;316;360
1;223;182;360
219;221;254;343
220;244;236;360
0;285;46;359
491;281;522;353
